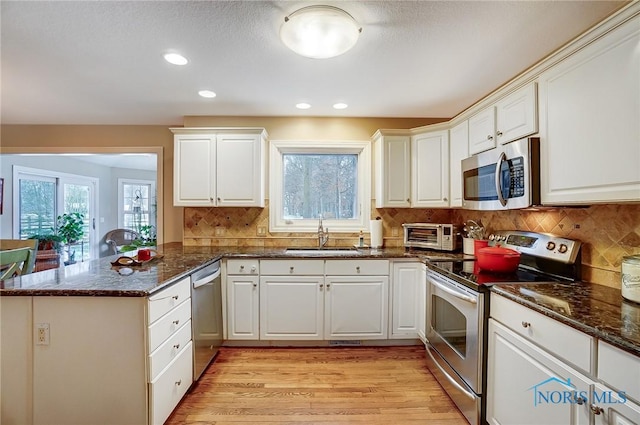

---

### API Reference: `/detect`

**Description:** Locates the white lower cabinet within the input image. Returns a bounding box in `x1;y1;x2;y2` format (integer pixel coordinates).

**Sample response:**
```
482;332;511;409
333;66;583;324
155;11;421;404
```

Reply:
226;274;259;339
324;275;389;339
488;293;640;425
149;340;193;425
260;275;324;339
487;318;592;425
390;261;422;339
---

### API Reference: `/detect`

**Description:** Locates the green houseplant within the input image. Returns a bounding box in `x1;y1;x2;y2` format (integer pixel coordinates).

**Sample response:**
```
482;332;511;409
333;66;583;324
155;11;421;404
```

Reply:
120;225;157;252
56;212;85;264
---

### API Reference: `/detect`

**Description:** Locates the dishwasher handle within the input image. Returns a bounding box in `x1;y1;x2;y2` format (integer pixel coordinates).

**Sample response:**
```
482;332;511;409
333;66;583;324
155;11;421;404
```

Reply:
192;264;221;289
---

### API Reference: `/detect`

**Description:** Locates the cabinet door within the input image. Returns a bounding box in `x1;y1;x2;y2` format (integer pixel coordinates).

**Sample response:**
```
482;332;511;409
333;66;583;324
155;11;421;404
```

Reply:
324;276;388;339
593;382;640;425
495;82;537;145
468;107;496;155
216;133;265;207
173;135;216;206
449;120;469;207
226;275;259;340
374;134;411;208
390;262;421;339
259;276;324;340
487;319;591;425
411;130;449;208
538;15;640;204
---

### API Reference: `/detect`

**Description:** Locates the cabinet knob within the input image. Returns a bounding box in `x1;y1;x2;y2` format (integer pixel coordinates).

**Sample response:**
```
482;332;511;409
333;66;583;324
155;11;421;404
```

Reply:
356;266;361;273
217;197;221;201
496;131;503;137
406;198;410;203
240;265;245;270
253;282;257;288
521;321;531;328
210;197;214;202
589;404;604;415
326;283;331;289
290;266;294;273
487;135;493;141
574;395;586;405
175;379;182;386
320;283;324;289
443;197;448;201
251;266;257;272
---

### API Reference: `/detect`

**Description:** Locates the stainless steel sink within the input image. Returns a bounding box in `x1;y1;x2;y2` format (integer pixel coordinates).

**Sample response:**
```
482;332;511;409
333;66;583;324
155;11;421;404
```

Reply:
284;247;359;256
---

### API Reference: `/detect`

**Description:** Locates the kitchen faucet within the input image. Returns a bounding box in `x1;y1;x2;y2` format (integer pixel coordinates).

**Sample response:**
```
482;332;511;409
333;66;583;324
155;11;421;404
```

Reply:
318;215;329;248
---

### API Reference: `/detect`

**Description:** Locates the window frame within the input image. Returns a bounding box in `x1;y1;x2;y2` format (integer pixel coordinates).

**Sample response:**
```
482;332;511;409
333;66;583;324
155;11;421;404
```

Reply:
117;178;156;231
269;140;371;233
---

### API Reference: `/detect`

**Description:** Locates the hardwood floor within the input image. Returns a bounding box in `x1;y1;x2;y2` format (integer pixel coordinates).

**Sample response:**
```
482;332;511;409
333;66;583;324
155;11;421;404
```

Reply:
166;346;468;425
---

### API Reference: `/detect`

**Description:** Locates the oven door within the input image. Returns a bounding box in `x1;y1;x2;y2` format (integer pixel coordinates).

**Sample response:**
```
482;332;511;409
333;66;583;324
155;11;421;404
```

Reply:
461;137;538;210
426;269;483;393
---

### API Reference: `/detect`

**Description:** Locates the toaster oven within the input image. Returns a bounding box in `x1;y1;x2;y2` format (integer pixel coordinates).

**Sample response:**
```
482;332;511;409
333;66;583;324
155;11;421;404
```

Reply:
403;223;459;251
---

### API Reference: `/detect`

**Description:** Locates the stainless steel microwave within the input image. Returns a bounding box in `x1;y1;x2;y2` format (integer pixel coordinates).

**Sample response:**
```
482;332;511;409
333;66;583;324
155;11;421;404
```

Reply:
403;223;459;251
461;137;540;210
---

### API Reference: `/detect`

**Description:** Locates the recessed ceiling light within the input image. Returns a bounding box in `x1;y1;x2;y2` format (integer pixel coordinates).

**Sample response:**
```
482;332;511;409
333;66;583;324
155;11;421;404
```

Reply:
296;103;311;109
198;90;217;98
333;103;348;110
163;53;188;65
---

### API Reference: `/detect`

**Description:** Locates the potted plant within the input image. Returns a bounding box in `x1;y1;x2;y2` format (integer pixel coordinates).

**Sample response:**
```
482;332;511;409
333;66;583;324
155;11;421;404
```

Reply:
56;212;85;264
120;225;157;252
28;233;64;252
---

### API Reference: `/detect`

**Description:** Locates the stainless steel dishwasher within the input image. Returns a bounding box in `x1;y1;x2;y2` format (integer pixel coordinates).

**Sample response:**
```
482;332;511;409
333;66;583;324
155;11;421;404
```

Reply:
191;260;223;380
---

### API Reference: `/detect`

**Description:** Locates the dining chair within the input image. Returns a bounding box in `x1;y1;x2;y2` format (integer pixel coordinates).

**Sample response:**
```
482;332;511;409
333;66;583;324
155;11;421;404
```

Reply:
105;229;141;255
0;239;38;275
0;247;34;280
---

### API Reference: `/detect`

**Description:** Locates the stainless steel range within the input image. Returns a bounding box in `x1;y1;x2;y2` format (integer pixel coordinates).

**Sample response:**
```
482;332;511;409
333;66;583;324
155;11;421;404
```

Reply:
424;230;582;425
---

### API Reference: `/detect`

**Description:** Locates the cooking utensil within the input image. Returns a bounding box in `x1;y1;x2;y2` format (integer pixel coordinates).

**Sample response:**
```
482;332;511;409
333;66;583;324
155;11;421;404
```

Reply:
476;246;521;273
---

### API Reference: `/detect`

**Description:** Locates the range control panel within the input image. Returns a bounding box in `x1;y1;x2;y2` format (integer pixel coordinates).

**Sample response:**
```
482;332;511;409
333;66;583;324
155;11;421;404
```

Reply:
488;230;581;264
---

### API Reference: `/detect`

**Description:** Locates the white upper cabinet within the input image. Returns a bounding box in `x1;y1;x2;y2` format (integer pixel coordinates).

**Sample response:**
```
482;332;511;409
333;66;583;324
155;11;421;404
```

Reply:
172;128;267;207
411;129;450;208
538;14;640;204
373;131;411;208
468;82;538;155
495;82;538;145
449;120;469;207
468;107;497;155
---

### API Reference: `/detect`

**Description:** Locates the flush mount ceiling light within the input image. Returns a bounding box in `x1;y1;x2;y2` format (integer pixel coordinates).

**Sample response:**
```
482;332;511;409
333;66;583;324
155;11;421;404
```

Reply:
198;90;217;98
163;53;188;65
280;5;362;59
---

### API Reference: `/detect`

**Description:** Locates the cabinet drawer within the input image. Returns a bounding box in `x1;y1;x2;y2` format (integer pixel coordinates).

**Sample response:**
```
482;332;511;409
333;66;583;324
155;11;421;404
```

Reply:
598;341;640;403
325;259;389;276
148;277;191;325
226;259;259;275
148;320;192;382
148;299;191;353
150;341;193;425
491;293;593;373
260;259;324;275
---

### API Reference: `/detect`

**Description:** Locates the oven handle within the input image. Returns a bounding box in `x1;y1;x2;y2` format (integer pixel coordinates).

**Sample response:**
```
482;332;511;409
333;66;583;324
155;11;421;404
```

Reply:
430;276;477;304
426;344;476;400
495;151;508;207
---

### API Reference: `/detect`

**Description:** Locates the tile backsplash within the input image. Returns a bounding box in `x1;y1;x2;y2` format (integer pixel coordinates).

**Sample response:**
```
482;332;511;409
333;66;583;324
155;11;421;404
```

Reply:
183;203;640;288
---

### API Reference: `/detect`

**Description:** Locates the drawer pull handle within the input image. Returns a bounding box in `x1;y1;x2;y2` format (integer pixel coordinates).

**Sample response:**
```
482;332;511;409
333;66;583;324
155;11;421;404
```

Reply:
521;321;531;328
175;379;182;386
589;404;604;415
172;295;179;300
173;343;180;350
172;320;180;325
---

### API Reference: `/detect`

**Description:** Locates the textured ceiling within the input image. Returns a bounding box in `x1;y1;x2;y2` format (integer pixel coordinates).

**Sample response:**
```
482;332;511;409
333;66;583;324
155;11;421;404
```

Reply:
0;1;627;125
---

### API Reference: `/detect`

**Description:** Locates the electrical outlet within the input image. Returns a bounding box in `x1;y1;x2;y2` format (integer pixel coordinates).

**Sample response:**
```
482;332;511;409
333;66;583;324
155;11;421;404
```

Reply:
36;323;50;345
391;227;400;237
214;227;225;236
257;226;267;237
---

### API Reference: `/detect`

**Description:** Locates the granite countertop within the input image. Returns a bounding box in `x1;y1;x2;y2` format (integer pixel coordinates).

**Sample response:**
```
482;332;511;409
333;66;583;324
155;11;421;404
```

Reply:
491;282;640;357
0;243;462;297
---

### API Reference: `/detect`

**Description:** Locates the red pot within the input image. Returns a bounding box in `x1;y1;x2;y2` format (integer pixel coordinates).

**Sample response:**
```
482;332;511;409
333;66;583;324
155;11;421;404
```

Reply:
476;246;521;273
